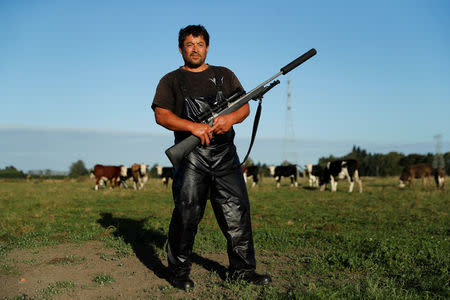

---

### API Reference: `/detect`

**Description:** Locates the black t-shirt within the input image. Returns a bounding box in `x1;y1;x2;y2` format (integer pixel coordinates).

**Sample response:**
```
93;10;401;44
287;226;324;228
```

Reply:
152;65;244;117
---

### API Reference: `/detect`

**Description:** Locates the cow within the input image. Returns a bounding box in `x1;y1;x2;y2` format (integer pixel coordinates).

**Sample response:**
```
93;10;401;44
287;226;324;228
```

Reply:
314;159;363;193
92;164;127;190
241;165;259;187
305;164;319;187
398;163;432;188
90;170;108;188
129;163;149;189
117;164;147;190
91;165;125;190
156;166;174;187
433;168;445;190
267;165;298;188
118;167;133;188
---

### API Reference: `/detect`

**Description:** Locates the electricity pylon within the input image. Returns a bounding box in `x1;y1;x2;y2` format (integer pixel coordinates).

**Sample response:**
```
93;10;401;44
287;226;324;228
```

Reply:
282;78;299;166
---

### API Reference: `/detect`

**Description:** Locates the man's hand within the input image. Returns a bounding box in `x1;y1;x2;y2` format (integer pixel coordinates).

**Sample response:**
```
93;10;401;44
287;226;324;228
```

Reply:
210;104;250;135
155;107;213;145
190;123;213;146
211;115;233;135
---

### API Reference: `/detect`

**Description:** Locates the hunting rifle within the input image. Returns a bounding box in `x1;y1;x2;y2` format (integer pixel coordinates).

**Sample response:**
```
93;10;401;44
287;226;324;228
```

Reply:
165;48;317;168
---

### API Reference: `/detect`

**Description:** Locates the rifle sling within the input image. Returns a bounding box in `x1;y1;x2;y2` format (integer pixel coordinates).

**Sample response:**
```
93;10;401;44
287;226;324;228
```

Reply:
241;99;262;165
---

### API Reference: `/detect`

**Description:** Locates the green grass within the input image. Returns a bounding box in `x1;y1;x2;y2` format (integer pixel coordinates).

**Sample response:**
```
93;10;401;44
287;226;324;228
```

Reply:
0;176;449;299
40;281;78;297
93;273;115;286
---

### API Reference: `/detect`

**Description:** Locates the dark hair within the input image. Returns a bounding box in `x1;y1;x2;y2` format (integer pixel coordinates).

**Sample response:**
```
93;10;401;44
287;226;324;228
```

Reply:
178;25;210;49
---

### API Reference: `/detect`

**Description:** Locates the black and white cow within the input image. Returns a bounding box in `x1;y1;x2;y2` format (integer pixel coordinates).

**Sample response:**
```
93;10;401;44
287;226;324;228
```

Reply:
156;166;174;186
242;165;259;187
314;159;362;193
267;165;298;188
305;164;319;187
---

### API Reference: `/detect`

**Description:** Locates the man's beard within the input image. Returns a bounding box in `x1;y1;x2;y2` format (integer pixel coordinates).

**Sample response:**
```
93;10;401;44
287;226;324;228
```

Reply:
185;60;203;68
183;53;205;69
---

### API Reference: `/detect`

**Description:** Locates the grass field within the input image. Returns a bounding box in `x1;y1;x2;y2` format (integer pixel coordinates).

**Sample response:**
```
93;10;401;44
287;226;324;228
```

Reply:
0;176;449;299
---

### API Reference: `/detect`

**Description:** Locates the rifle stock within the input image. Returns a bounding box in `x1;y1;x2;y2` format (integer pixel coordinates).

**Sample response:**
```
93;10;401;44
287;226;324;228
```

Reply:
164;48;317;168
165;134;200;169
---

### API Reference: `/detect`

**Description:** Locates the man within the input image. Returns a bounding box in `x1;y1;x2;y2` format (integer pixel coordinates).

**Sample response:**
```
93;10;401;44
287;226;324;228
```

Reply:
152;25;271;290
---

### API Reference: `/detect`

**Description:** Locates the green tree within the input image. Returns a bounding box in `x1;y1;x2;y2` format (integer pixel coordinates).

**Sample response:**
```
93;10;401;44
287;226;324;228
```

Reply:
399;153;427;167
149;164;159;178
380;152;404;176
257;162;270;177
444;152;450;175
318;154;337;167
317;146;407;177
281;160;294;166
68;160;89;177
0;166;26;179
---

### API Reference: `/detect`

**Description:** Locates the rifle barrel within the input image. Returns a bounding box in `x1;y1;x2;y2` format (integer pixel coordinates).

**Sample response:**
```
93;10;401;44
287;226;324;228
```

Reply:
281;48;317;75
234;48;317;106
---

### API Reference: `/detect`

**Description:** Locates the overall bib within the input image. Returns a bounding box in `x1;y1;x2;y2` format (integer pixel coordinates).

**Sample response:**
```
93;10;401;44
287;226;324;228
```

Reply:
167;68;256;278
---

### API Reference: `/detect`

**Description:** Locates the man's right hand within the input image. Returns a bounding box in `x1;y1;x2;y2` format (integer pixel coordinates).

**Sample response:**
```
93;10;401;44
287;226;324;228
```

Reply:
190;123;213;146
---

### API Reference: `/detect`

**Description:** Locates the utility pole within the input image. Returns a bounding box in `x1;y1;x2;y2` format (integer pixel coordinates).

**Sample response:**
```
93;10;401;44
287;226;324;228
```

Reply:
282;78;299;165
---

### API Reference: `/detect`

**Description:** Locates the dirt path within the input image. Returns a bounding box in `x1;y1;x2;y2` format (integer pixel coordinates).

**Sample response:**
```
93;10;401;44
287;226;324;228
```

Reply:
1;241;234;299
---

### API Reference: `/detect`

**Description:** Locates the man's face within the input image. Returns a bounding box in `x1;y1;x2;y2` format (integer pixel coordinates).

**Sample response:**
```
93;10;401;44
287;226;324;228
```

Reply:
179;34;209;69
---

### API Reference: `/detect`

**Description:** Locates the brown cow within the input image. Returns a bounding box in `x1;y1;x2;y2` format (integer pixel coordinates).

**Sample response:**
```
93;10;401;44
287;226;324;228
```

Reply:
433;168;445;190
92;164;127;190
399;163;432;188
131;163;149;190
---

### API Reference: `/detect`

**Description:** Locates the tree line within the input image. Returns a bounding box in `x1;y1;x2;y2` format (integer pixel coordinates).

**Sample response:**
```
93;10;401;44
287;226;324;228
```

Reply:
0;160;89;179
316;145;449;177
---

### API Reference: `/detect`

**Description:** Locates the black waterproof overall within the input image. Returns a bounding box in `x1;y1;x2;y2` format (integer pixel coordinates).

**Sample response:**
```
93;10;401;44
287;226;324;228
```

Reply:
167;68;256;278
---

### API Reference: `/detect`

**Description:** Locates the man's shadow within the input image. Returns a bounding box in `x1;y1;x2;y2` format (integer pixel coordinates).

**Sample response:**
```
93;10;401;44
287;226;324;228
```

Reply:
97;212;228;283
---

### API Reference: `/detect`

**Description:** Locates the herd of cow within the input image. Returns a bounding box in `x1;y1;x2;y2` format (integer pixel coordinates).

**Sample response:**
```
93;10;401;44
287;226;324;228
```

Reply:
248;160;445;192
263;159;363;192
91;164;149;190
242;160;363;192
91;160;445;192
90;164;175;190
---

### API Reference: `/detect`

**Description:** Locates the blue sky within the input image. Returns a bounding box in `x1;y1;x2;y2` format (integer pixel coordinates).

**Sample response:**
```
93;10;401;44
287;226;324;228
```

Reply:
1;0;449;171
